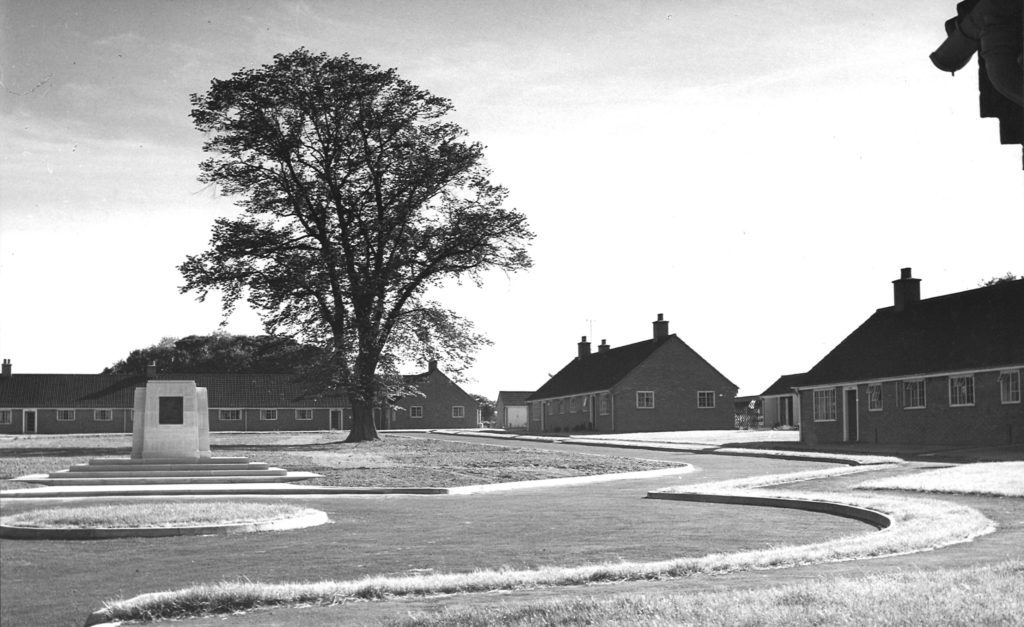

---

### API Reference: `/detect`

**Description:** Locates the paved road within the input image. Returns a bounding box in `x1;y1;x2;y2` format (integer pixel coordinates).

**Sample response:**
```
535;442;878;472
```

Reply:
0;435;1009;627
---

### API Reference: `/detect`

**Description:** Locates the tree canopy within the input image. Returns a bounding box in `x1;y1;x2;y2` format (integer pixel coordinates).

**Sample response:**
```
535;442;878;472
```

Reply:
980;272;1020;286
103;334;323;375
470;393;495;421
180;49;532;441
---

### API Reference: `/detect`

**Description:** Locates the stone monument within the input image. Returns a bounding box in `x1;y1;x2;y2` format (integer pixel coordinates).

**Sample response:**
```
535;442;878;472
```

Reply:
13;379;321;487
131;380;211;459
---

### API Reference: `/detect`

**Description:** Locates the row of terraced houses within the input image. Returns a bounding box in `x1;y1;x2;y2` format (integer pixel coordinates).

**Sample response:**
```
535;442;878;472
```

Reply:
0;359;478;435
3;268;1022;447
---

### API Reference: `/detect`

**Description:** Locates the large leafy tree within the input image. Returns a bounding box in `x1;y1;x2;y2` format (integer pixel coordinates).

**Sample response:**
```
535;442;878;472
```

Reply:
180;49;532;442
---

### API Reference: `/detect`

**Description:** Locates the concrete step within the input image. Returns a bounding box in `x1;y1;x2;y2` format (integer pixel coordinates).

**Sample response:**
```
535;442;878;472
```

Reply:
87;457;252;465
49;468;288;479
28;473;318;486
70;463;270;473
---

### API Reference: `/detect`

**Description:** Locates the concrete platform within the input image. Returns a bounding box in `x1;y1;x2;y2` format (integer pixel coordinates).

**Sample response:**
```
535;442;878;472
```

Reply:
14;472;320;486
0;481;445;498
14;455;320;487
84;456;253;465
62;468;283;477
69;463;272;472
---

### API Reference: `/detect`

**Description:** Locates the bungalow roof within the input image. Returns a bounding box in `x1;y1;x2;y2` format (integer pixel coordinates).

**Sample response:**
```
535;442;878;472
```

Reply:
527;336;670;401
0;373;143;408
0;372;347;409
798;278;1024;387
497;391;533;405
760;373;810;396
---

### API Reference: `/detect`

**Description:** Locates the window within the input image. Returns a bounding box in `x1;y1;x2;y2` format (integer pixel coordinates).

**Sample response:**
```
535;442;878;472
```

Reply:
1000;371;1021;404
57;409;75;421
452;405;464;418
867;384;883;411
220;409;242;421
599;394;610;415
410;406;423;419
812;389;837;422
0;410;11;425
902;380;926;409
636;391;655;409
94;409;113;422
559;399;565;414
697;391;715;408
569;397;578;413
948;375;974;407
297;409;313;421
260;409;278;421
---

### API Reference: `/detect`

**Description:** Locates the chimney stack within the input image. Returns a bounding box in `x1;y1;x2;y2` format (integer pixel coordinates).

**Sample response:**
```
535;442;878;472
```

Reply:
428;359;438;373
1;359;11;378
892;268;921;312
578;336;591;358
145;361;157;379
598;339;610;353
653;313;669;341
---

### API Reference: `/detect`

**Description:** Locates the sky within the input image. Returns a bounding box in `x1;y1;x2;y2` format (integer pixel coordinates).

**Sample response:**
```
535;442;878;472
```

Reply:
1;0;1022;399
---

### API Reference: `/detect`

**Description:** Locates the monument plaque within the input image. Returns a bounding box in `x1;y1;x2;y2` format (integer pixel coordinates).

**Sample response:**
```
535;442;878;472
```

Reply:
131;380;211;459
159;397;184;424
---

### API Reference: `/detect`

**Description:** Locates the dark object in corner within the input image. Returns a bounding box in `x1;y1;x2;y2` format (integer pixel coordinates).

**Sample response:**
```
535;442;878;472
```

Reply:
930;0;1024;168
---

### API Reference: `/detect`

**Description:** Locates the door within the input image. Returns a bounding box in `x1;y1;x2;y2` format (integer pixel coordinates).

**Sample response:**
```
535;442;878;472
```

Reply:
780;397;793;427
24;409;37;434
507;406;528;430
330;409;341;430
845;388;858;442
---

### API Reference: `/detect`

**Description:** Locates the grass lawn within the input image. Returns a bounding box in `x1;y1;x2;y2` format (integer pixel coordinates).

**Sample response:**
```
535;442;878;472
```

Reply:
388;560;1024;626
90;468;992;624
858;461;1024;497
0;432;677;490
0;502;311;528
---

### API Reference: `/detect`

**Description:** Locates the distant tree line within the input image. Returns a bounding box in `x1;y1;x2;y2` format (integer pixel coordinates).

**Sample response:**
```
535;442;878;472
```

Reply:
102;334;324;375
104;335;496;410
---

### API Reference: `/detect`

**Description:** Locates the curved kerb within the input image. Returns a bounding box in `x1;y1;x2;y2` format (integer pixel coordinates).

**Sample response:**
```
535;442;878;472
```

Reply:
0;509;329;540
647;491;892;529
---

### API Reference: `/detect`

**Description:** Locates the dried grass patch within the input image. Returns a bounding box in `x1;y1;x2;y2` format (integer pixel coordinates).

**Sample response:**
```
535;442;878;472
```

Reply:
391;560;1024;626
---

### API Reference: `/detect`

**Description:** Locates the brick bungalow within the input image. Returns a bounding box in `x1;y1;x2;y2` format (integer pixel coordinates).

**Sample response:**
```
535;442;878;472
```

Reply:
759;373;807;429
526;314;737;434
384;360;479;430
0;360;474;434
790;269;1023;447
495;391;532;430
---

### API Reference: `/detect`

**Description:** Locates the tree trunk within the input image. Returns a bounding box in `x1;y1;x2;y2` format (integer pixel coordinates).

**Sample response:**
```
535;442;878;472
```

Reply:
345;398;379;442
